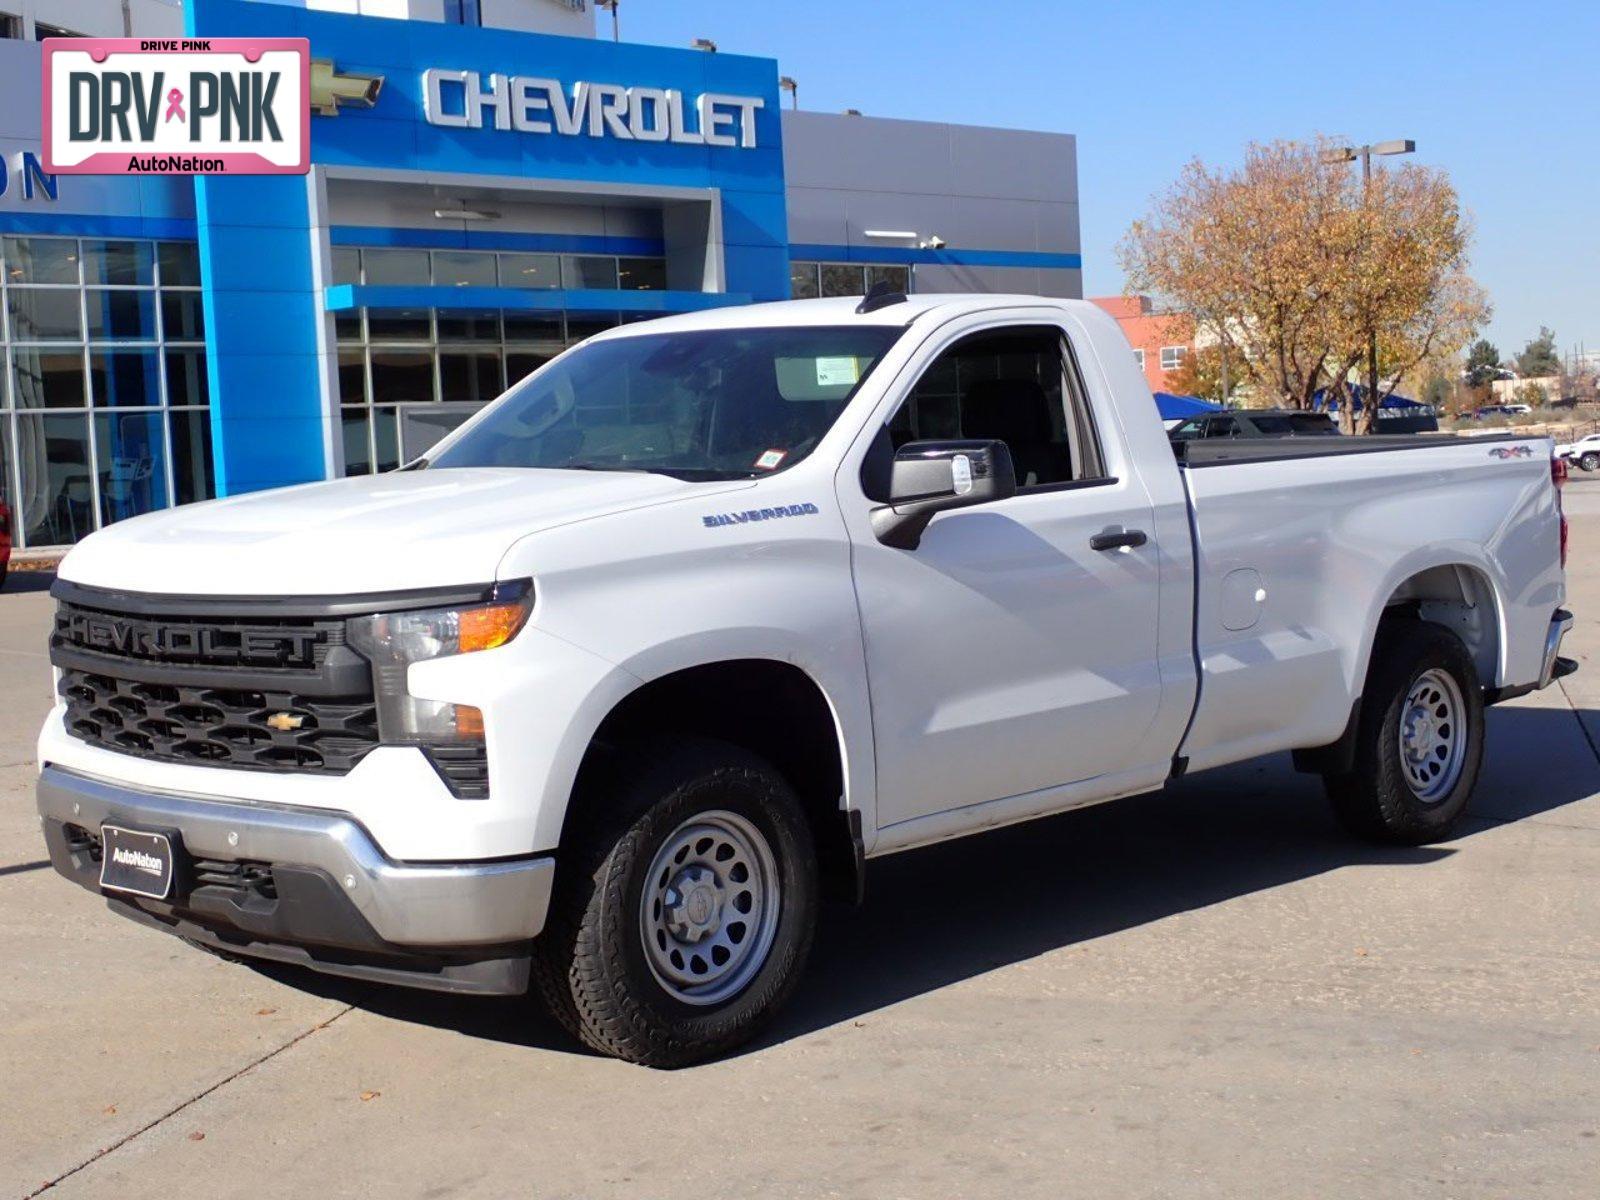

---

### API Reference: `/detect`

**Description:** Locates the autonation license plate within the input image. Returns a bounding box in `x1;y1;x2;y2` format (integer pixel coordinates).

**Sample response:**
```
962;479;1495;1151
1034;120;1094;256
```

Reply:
99;825;176;899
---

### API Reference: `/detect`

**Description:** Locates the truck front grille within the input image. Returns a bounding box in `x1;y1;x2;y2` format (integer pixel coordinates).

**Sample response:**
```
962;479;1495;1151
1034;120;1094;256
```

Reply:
49;586;490;796
59;669;380;774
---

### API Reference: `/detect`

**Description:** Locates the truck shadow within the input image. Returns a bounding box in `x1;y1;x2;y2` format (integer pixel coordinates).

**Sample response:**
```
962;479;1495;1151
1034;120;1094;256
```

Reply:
257;701;1599;1061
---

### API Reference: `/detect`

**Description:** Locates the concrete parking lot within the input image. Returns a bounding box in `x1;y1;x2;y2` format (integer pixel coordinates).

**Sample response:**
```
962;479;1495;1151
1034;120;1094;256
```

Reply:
3;485;1599;1200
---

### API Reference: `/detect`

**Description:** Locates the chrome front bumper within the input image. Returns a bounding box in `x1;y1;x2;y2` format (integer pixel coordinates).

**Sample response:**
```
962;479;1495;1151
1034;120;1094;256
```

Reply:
37;765;554;951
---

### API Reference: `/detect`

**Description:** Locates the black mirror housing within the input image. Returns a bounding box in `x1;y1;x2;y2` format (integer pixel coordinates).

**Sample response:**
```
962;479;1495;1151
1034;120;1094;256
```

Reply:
870;439;1017;549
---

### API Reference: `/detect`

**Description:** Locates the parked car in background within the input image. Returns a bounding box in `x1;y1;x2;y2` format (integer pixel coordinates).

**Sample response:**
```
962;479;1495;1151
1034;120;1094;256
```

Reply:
1475;404;1534;419
1168;409;1341;441
1556;432;1600;472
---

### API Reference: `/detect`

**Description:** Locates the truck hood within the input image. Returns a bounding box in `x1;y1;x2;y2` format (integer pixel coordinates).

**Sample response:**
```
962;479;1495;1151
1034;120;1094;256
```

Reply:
59;468;741;596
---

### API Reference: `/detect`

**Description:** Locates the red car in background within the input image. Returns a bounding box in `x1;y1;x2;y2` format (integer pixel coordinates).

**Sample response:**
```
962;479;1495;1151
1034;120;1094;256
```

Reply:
0;497;10;590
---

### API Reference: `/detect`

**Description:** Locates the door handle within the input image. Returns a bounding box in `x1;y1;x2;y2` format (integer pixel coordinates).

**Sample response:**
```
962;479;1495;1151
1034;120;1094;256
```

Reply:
1090;528;1148;551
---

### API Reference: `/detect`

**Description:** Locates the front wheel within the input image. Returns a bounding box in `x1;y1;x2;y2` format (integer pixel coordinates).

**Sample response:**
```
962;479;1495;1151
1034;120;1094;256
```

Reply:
532;740;818;1067
1325;619;1484;844
1580;452;1599;472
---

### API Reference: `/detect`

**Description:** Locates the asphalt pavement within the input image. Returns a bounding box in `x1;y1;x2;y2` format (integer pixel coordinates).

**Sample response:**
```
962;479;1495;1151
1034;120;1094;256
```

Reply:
2;485;1597;1199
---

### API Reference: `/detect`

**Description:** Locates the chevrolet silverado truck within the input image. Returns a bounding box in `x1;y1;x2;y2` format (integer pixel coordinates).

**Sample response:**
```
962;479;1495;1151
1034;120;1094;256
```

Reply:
37;292;1575;1067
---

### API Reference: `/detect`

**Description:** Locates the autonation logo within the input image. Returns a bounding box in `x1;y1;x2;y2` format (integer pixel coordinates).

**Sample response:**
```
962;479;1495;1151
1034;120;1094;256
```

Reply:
423;68;764;149
111;846;165;876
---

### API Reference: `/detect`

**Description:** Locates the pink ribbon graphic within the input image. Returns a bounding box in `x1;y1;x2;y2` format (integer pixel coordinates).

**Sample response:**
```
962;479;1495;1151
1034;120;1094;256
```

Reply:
164;88;185;123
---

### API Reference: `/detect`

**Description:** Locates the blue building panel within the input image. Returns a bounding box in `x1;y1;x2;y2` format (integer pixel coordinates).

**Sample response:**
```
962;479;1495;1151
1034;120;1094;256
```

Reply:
193;169;327;495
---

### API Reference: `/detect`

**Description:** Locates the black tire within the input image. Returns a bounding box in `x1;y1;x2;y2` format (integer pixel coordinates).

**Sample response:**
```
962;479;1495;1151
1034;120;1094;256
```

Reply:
531;738;818;1067
1580;452;1599;473
1325;618;1484;844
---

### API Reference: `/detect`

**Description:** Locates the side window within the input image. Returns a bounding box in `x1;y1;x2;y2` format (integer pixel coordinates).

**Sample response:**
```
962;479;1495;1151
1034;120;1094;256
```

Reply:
885;325;1105;489
1203;416;1239;438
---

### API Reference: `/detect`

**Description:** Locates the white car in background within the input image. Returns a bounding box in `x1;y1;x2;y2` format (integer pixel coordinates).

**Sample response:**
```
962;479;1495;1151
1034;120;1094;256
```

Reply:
1556;432;1600;472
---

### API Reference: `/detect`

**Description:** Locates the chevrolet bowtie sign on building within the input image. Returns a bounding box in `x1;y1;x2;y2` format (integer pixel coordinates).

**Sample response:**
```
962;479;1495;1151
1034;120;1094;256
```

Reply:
42;37;310;174
309;60;384;117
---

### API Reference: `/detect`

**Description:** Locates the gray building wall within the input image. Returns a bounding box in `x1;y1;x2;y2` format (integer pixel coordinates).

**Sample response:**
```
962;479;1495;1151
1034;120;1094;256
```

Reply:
780;110;1082;298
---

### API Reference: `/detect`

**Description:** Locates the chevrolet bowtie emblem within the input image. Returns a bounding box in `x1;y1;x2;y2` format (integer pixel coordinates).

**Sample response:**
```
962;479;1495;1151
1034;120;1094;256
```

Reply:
266;712;305;732
309;60;384;117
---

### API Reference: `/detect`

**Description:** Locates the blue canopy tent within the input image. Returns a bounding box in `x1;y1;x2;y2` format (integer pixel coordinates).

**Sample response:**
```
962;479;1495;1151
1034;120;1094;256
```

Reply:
1154;392;1223;421
1312;385;1428;413
1315;385;1438;433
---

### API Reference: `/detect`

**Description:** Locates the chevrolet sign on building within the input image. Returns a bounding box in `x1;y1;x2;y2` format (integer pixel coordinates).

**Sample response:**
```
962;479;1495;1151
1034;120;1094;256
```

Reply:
422;69;765;147
0;0;1081;554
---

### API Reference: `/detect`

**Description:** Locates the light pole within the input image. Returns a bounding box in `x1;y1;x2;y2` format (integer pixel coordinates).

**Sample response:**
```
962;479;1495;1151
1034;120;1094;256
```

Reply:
1323;139;1416;430
595;0;618;41
779;76;798;110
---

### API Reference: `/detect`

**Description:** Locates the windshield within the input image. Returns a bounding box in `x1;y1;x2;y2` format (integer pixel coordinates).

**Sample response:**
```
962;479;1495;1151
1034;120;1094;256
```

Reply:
427;324;903;480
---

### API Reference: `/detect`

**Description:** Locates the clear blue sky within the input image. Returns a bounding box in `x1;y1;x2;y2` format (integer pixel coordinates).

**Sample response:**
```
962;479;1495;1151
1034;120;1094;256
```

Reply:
620;0;1599;365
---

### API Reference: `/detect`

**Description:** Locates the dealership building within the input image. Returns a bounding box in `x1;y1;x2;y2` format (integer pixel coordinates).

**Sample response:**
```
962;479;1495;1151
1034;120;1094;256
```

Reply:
0;0;1081;550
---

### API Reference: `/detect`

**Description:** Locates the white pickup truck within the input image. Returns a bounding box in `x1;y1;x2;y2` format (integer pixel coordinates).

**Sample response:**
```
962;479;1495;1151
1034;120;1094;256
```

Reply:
37;293;1574;1066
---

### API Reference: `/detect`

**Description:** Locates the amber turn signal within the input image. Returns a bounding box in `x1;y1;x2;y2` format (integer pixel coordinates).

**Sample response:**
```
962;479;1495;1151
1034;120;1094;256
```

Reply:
458;600;530;654
454;704;486;740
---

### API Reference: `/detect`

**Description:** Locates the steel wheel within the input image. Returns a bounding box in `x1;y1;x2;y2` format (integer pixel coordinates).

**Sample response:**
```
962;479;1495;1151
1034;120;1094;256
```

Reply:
1398;667;1467;803
640;809;781;1007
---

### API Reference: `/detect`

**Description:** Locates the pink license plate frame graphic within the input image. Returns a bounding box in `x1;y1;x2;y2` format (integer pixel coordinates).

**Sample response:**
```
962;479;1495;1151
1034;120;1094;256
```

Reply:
42;38;310;176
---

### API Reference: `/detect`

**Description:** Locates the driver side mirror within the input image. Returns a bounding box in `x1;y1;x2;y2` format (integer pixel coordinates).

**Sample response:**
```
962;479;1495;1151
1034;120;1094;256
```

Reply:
870;439;1016;550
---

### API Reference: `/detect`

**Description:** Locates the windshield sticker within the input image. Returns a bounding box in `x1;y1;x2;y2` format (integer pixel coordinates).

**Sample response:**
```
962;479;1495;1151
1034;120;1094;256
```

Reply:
754;448;787;471
814;356;861;388
702;502;820;528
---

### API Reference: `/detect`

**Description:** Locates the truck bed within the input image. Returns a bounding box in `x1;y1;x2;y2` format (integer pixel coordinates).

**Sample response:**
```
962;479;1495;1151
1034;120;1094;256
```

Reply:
1175;431;1536;468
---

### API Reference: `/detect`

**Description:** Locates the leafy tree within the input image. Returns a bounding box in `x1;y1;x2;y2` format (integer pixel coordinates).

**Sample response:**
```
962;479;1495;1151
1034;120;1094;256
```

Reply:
1464;339;1501;387
1515;327;1560;378
1514;381;1548;408
1166;344;1232;404
1418;370;1455;410
1120;137;1487;432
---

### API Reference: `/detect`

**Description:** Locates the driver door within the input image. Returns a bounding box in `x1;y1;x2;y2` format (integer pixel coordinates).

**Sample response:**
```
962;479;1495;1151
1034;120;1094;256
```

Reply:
845;317;1167;832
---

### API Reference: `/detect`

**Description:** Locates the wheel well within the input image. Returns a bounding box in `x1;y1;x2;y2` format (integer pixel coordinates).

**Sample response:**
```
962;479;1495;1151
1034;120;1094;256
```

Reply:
576;660;862;903
1294;564;1499;778
1383;564;1500;687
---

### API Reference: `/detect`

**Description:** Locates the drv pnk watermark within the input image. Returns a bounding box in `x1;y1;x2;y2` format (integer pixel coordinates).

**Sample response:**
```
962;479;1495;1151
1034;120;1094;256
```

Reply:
42;38;310;175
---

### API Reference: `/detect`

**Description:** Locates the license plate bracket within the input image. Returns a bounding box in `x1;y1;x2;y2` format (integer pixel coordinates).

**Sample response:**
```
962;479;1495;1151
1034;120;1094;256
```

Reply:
99;824;182;900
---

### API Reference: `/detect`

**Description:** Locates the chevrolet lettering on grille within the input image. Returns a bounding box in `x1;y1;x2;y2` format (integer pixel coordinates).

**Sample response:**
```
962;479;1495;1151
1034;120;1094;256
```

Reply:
58;611;321;668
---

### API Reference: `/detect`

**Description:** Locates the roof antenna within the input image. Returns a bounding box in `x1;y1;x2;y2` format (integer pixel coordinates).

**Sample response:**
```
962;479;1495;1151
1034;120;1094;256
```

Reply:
856;279;907;314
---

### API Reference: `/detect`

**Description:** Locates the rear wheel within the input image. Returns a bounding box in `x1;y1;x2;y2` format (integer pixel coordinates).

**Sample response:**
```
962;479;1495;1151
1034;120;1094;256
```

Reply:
532;739;818;1067
1325;619;1484;844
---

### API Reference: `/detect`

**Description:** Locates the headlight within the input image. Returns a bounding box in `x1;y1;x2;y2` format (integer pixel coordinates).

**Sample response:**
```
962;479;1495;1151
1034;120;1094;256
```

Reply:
347;580;532;744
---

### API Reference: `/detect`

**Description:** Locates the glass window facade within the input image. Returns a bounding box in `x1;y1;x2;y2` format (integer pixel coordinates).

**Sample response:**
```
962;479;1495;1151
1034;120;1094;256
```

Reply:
1;237;212;549
789;261;911;299
333;246;665;472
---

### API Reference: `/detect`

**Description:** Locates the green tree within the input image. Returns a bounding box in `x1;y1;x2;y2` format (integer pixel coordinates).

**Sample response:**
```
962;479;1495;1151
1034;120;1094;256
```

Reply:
1514;381;1548;408
1419;370;1454;410
1515;326;1560;378
1465;338;1500;387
